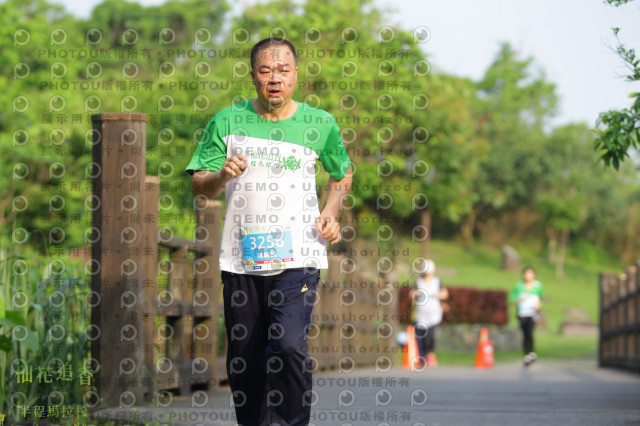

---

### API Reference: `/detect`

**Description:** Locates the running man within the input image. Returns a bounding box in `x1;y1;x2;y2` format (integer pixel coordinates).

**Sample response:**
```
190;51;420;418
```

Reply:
186;37;352;426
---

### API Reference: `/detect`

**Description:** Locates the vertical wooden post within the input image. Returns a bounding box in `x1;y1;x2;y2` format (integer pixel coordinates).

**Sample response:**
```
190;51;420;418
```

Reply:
327;255;344;371
142;176;159;401
635;261;640;370
91;113;147;407
168;246;188;394
194;200;222;386
598;273;605;367
631;264;638;362
620;273;627;361
628;265;637;294
376;276;397;368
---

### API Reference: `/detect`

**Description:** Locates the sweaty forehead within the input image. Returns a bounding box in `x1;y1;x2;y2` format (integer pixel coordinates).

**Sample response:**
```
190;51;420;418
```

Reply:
255;45;295;66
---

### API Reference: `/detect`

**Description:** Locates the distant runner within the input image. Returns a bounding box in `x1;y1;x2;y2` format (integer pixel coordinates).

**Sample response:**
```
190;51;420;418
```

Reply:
509;266;543;366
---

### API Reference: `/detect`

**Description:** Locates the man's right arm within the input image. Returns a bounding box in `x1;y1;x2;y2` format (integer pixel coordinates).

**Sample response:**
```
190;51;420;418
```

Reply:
191;170;230;199
190;154;248;199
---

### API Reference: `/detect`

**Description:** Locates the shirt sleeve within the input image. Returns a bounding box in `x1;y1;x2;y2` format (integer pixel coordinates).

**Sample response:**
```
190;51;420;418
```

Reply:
184;117;227;176
537;283;543;299
508;283;520;302
319;117;351;180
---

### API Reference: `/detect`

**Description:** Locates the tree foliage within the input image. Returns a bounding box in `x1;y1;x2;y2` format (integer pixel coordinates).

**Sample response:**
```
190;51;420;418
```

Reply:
1;0;639;265
593;0;640;169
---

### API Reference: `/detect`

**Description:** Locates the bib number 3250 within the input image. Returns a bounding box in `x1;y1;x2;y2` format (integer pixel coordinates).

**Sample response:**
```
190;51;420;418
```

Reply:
241;224;293;271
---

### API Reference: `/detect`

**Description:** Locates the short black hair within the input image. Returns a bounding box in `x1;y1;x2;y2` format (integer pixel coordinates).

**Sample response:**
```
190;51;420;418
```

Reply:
250;37;297;70
522;265;535;274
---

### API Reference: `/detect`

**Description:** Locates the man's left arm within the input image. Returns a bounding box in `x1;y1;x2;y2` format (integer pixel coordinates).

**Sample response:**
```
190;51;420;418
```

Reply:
536;285;543;311
316;165;353;244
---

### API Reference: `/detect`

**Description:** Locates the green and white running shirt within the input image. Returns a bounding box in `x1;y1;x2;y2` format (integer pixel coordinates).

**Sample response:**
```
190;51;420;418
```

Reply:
508;280;543;318
185;100;351;274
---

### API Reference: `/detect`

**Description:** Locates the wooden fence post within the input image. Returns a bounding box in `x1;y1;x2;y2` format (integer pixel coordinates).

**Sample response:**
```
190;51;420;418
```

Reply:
168;245;189;394
90;113;148;407
599;267;640;372
326;254;342;371
598;272;607;368
194;199;223;386
635;260;640;368
142;175;159;401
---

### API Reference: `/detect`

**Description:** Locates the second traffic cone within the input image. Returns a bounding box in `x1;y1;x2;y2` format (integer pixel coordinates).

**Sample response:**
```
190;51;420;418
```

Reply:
474;327;495;369
402;325;420;369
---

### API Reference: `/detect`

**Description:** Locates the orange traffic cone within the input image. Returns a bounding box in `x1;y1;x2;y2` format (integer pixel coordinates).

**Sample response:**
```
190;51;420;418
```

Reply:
474;327;495;369
402;325;420;369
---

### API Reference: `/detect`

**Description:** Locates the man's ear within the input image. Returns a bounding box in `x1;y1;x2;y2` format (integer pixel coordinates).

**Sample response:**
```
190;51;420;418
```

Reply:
250;70;256;85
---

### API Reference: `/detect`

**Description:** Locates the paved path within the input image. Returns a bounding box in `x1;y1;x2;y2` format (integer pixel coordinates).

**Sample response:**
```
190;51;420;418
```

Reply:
94;360;640;426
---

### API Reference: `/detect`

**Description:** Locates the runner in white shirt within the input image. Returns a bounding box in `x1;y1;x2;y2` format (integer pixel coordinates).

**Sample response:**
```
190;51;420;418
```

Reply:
412;259;449;368
187;38;352;426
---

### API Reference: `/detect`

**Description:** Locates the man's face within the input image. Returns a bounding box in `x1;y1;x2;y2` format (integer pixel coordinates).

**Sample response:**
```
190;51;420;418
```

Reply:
251;45;298;110
523;269;535;282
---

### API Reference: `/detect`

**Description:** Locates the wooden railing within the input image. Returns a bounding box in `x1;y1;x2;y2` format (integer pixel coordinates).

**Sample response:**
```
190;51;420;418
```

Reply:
599;262;640;372
90;113;226;407
309;255;397;372
151;196;226;396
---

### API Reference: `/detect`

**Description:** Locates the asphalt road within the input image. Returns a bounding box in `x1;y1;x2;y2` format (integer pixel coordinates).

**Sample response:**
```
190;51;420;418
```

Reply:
93;359;640;426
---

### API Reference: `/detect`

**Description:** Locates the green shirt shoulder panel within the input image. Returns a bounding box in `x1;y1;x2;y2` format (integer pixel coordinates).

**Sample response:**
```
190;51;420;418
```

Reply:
184;111;228;176
509;280;543;301
185;101;351;180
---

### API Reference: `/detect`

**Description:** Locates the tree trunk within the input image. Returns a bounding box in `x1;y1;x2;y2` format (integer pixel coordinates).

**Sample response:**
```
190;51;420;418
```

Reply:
556;228;570;279
546;227;557;264
461;207;478;249
421;207;431;259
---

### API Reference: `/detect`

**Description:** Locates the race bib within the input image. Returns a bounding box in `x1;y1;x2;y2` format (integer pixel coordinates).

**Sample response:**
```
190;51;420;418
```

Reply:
517;294;539;317
241;223;294;272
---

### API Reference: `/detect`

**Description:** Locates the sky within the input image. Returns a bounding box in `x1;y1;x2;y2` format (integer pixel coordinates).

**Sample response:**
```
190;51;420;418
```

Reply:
52;0;640;127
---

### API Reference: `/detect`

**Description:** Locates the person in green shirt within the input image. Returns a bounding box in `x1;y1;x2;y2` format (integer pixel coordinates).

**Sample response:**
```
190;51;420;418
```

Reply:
187;37;352;426
509;266;543;366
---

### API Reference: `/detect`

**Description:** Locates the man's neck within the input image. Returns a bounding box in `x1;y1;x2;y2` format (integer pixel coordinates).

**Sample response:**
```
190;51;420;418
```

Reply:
252;98;298;121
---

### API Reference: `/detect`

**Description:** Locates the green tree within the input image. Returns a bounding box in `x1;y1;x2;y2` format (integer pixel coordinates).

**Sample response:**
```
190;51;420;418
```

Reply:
417;73;487;244
468;43;558;246
227;0;497;258
0;0;86;245
535;124;596;278
3;0;639;268
227;0;423;247
593;0;640;169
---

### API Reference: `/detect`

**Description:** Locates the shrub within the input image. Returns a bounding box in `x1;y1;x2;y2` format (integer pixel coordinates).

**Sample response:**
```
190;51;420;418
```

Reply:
397;285;508;325
0;237;92;424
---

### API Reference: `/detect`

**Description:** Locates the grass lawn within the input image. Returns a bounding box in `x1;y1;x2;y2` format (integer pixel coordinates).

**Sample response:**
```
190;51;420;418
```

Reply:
375;236;617;364
394;331;599;366
431;332;598;366
388;236;621;332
